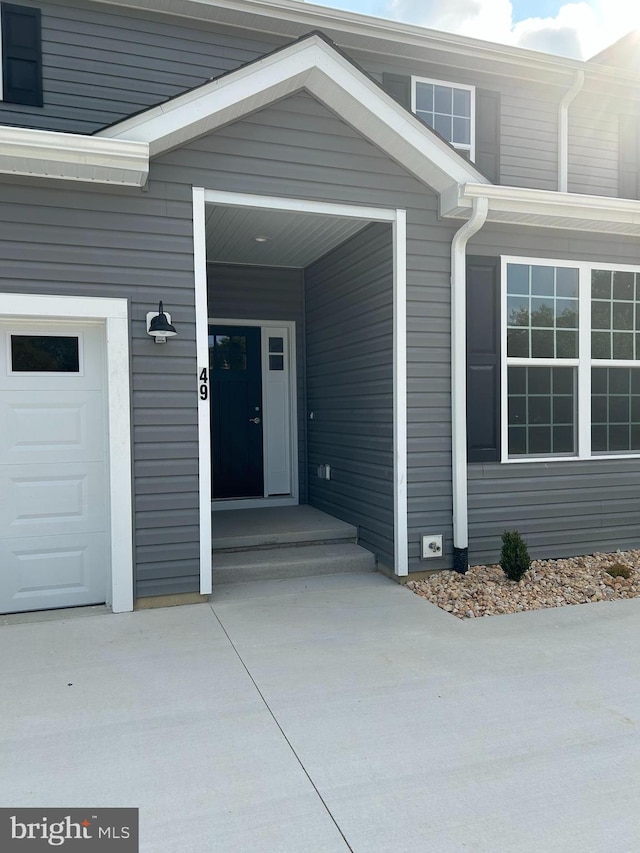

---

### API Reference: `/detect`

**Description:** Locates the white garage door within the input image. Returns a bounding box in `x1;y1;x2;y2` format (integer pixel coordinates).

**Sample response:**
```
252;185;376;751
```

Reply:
0;321;109;613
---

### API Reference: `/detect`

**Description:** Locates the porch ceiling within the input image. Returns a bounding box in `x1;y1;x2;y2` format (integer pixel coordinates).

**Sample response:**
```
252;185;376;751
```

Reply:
206;204;370;267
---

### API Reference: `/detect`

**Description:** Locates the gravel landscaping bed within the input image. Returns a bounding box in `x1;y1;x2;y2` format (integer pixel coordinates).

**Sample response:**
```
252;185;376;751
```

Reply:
407;549;640;619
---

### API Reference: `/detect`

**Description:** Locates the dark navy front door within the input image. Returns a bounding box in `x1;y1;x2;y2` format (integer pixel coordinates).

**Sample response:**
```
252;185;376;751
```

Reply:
210;325;264;499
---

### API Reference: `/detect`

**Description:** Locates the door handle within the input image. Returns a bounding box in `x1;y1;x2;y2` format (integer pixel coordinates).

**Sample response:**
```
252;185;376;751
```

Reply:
249;417;261;424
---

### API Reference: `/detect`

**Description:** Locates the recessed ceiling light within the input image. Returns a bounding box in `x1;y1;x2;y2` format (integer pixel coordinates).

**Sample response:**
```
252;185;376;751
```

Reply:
254;235;269;243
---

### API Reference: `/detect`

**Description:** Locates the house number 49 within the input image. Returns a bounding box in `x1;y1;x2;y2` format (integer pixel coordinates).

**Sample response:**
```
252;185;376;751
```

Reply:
199;368;208;401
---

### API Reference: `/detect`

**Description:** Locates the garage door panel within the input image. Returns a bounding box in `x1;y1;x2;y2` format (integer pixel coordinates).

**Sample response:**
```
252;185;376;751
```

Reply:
0;392;105;464
0;533;107;611
0;321;110;614
1;462;108;539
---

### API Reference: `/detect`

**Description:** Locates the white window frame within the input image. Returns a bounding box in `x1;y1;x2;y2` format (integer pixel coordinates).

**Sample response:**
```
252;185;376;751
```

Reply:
411;75;476;160
501;255;640;463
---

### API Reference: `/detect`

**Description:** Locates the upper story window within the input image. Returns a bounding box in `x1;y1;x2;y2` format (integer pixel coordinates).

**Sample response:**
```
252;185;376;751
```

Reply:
412;76;475;159
0;3;43;106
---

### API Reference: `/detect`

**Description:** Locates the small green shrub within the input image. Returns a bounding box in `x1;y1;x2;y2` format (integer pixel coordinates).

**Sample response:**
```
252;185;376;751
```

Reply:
606;563;632;579
500;530;531;582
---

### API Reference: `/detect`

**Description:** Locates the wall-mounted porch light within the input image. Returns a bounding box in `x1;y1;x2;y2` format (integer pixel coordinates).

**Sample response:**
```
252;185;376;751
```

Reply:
146;301;177;344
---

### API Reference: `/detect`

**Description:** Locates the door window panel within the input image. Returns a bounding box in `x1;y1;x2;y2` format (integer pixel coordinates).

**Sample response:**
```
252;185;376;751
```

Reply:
211;335;247;371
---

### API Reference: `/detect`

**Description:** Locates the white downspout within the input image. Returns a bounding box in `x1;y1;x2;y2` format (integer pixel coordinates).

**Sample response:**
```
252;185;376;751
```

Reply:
558;70;584;192
451;195;488;572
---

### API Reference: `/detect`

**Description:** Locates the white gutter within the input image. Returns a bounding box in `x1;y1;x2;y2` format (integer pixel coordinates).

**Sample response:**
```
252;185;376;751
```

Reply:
0;126;149;186
558;69;584;192
441;182;640;236
450;195;488;572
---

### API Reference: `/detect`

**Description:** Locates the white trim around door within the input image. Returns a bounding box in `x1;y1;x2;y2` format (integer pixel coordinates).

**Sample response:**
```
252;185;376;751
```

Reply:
0;292;133;613
193;189;408;583
209;318;299;511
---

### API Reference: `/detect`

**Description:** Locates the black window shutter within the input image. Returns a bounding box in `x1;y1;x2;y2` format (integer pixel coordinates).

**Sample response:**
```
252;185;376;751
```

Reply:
619;114;639;199
1;3;43;107
381;73;411;110
466;256;500;463
475;89;500;182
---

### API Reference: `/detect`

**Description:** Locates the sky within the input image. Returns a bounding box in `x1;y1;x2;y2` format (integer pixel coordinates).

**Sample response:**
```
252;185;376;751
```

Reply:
304;0;640;59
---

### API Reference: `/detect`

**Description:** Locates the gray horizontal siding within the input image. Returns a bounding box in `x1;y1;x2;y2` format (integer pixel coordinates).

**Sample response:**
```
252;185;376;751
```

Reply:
0;0;282;132
305;223;394;567
568;96;619;197
467;224;640;565
500;87;558;190
150;91;453;575
0;177;199;600
469;461;640;564
207;263;306;501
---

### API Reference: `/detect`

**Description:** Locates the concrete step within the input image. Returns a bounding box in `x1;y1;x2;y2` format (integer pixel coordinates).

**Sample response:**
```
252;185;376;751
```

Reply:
213;506;357;552
212;542;376;585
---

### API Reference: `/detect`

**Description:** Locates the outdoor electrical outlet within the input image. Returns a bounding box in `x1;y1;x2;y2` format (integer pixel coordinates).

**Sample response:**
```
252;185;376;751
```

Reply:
317;464;332;480
421;534;443;559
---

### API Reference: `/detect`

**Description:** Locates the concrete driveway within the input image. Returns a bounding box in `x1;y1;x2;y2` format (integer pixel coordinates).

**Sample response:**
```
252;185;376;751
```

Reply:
1;571;639;852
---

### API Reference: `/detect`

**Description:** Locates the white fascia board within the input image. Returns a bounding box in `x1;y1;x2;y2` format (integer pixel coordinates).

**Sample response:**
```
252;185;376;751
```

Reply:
0;126;149;186
100;36;487;193
442;182;640;236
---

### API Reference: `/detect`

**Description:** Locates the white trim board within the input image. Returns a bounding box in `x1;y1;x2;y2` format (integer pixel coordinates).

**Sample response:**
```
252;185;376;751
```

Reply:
193;189;408;578
0;292;133;613
193;187;212;596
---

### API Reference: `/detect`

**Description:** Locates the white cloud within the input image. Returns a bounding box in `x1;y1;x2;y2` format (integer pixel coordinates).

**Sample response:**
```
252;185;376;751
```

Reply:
389;0;513;45
386;0;640;59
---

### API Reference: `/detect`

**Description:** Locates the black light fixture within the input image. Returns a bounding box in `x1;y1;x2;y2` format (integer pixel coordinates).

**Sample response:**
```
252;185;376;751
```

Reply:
146;301;177;344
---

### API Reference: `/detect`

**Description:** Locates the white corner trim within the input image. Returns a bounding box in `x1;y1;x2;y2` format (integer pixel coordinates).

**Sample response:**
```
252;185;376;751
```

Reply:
193;187;212;596
105;313;135;613
442;182;640;236
203;189;397;221
0;292;133;613
0;126;149;186
99;35;487;194
393;209;408;576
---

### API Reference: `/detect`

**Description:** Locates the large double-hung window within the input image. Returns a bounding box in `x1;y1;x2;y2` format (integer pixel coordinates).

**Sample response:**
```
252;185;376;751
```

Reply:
504;257;640;460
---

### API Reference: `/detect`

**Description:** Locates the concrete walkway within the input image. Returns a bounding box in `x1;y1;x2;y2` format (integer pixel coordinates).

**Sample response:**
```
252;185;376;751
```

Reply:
1;572;639;852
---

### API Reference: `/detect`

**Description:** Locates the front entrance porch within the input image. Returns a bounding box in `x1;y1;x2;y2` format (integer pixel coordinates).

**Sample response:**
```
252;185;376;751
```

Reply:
212;505;375;584
193;187;408;595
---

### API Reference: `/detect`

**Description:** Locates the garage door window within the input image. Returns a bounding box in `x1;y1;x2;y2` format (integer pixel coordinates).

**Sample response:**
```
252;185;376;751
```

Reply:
10;335;80;373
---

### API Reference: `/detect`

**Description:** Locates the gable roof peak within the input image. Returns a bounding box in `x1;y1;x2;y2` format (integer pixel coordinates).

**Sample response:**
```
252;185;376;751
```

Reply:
99;31;489;194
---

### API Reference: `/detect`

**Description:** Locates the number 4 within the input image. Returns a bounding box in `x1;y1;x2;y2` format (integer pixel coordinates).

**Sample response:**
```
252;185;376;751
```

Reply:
199;368;208;401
